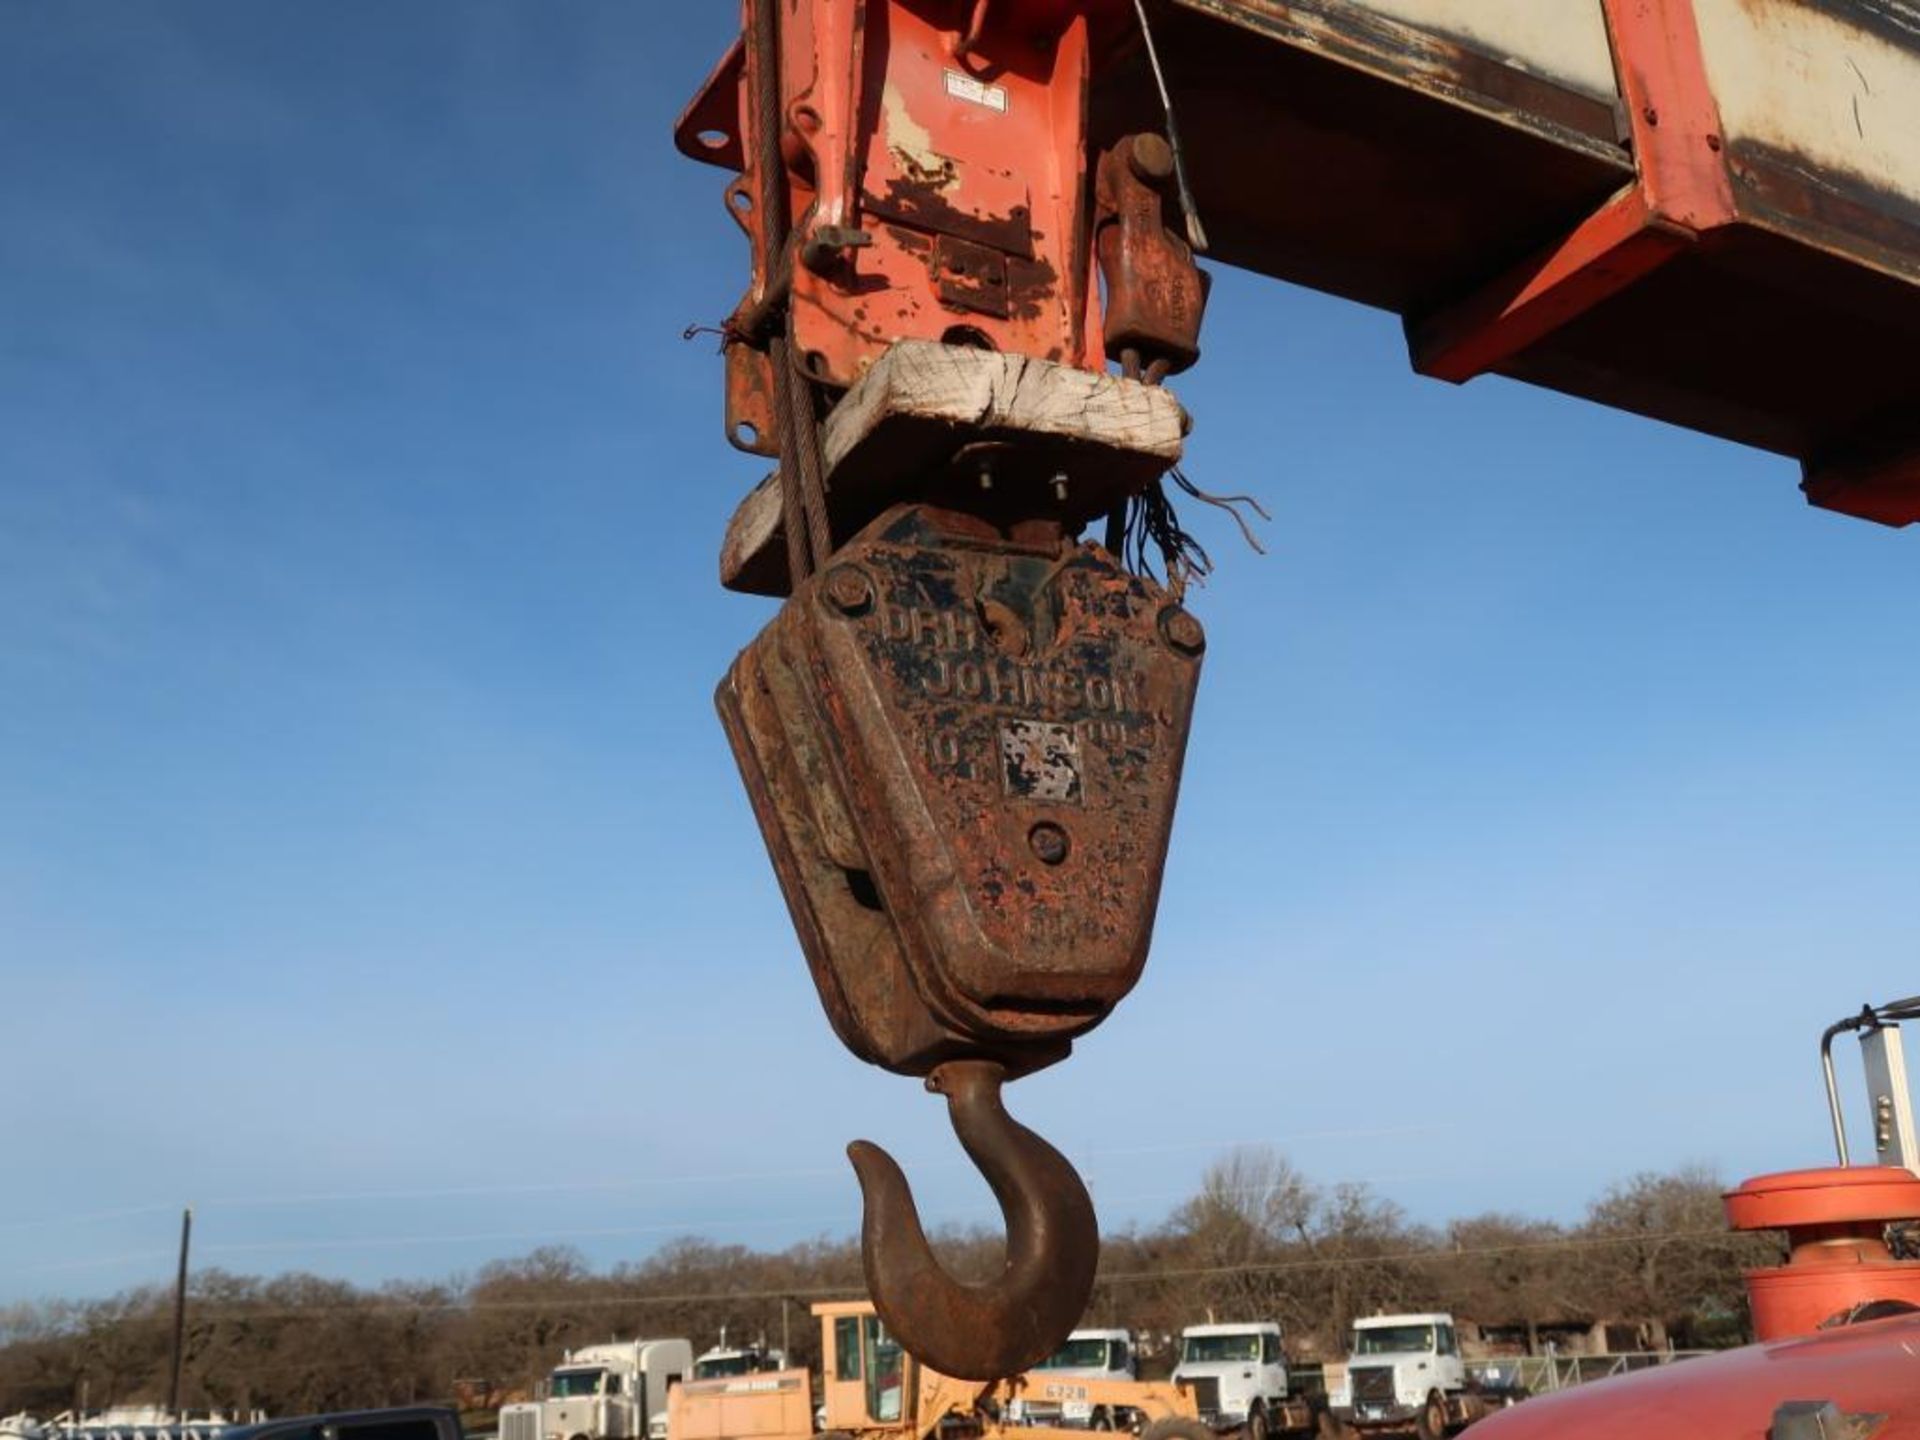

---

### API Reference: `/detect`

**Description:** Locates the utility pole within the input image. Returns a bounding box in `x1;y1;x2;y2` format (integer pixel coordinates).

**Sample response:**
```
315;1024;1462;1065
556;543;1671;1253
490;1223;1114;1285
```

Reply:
167;1208;192;1422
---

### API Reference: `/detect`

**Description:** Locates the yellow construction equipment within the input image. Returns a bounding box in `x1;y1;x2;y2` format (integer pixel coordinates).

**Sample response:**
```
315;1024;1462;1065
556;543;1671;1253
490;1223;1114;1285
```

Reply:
668;1302;1221;1440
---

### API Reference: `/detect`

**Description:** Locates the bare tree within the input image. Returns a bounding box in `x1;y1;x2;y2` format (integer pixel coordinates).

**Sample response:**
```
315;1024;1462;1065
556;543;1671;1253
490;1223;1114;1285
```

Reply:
1578;1167;1772;1348
1439;1214;1573;1349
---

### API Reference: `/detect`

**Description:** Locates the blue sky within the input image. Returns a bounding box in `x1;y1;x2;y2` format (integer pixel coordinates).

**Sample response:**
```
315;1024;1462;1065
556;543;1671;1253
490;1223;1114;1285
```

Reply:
3;3;1916;1306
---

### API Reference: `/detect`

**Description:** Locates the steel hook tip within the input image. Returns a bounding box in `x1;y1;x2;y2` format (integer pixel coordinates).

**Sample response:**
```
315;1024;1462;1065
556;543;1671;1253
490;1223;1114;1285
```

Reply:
847;1058;1099;1381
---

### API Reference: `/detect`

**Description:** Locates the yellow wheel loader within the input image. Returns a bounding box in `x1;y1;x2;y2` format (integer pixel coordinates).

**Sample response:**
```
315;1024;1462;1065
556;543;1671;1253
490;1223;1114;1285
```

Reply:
669;1303;1230;1440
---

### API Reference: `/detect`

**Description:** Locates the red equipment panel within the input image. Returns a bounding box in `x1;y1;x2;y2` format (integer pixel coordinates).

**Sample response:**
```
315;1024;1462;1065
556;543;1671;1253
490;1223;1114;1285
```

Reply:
1472;1314;1920;1440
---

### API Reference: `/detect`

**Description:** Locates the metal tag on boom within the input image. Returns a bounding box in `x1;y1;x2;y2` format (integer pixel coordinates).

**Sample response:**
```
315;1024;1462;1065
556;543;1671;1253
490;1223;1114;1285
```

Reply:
718;502;1203;1079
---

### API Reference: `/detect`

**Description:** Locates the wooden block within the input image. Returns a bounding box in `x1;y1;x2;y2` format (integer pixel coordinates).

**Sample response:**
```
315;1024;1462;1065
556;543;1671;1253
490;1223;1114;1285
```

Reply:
720;342;1186;596
720;472;789;597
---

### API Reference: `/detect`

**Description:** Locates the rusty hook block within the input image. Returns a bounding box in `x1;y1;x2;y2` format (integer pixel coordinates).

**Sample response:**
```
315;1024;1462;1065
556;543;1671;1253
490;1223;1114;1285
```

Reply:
717;502;1204;1376
716;502;1205;1078
850;1058;1098;1380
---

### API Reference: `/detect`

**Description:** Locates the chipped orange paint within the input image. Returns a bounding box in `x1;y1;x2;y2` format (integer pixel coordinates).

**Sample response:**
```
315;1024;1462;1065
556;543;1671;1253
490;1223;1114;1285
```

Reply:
683;1;1118;391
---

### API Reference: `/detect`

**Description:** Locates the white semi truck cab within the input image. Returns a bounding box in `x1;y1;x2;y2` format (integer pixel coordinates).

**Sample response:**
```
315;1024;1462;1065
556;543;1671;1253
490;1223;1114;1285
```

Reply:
691;1341;788;1380
1330;1315;1474;1437
1009;1328;1137;1428
1170;1323;1291;1439
500;1338;694;1440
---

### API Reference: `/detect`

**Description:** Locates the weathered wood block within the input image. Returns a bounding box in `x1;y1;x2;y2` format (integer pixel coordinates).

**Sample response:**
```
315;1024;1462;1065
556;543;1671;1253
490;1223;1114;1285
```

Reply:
721;341;1186;596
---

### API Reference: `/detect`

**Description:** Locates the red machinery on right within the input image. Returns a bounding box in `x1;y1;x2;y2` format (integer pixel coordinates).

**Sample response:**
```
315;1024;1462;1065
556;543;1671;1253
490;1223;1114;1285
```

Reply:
1478;997;1920;1440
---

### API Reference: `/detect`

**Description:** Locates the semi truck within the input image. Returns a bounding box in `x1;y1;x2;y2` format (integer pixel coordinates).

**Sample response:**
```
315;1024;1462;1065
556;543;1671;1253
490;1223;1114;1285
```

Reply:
1327;1315;1499;1438
500;1338;694;1440
692;1340;788;1382
1169;1324;1316;1440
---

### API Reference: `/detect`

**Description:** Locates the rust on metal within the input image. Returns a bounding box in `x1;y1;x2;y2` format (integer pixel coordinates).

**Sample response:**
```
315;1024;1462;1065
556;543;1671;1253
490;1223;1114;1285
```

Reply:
1095;132;1209;374
1727;140;1920;285
848;1058;1099;1382
933;233;1014;319
864;176;1038;261
681;0;1102;392
717;499;1202;1378
722;335;781;457
1003;254;1065;326
1166;0;1627;160
717;501;1203;1076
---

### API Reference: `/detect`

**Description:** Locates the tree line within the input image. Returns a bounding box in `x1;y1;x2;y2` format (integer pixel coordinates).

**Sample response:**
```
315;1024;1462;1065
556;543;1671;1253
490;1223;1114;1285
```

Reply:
0;1152;1776;1420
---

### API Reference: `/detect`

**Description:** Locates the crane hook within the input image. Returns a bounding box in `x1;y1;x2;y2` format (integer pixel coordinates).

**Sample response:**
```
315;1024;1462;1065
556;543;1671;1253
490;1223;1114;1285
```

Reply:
847;1058;1098;1380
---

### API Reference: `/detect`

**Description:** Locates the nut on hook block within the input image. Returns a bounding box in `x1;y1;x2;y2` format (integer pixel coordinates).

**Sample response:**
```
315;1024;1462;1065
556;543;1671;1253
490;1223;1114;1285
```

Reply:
849;1059;1098;1380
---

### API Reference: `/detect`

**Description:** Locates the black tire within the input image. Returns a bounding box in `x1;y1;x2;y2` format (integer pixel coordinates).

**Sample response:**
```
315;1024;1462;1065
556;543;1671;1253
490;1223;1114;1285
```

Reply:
1090;1410;1114;1432
1245;1404;1268;1440
1414;1394;1447;1440
1140;1418;1215;1440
